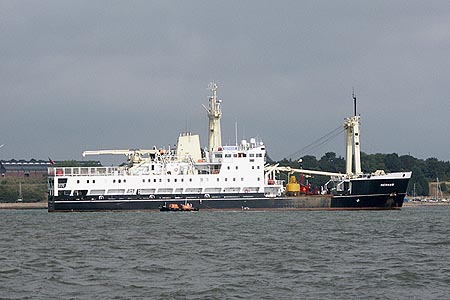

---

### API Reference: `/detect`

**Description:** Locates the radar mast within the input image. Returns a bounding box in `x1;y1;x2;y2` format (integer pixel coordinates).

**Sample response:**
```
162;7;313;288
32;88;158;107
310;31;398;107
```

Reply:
344;90;362;176
205;82;222;156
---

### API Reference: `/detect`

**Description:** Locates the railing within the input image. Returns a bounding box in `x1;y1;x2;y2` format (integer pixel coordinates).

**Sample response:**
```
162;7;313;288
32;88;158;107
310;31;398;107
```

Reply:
49;167;127;177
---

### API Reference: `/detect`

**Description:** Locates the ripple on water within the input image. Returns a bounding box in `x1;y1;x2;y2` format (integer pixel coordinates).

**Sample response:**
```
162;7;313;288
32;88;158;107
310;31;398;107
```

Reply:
1;207;450;299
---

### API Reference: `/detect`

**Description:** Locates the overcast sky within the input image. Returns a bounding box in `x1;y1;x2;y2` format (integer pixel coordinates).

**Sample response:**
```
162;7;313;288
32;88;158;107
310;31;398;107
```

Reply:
1;1;449;165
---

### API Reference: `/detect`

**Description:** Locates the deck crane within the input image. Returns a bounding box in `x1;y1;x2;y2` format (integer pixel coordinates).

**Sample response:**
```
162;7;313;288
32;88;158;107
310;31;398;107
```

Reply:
82;149;160;165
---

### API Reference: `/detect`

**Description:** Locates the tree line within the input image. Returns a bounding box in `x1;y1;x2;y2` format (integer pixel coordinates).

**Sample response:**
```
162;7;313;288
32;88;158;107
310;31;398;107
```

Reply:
274;152;450;196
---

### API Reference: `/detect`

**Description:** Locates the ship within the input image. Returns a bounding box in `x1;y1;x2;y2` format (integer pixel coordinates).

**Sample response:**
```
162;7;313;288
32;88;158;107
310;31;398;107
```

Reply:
47;83;411;212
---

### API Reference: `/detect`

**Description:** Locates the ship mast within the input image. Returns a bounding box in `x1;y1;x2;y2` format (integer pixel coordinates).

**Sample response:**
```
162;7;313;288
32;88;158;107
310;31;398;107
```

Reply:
344;90;362;177
204;82;222;156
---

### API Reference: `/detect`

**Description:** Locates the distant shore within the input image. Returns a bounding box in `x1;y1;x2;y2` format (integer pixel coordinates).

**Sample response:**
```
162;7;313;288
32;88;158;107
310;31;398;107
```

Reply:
0;202;47;210
403;201;450;207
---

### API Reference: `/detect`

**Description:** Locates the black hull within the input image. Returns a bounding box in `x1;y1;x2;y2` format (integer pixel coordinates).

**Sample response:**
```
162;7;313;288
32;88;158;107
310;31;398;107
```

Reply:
48;193;405;212
48;174;409;212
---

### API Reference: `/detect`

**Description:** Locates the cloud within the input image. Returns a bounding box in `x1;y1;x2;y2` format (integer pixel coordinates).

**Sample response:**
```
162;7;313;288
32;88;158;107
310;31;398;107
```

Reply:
1;1;449;163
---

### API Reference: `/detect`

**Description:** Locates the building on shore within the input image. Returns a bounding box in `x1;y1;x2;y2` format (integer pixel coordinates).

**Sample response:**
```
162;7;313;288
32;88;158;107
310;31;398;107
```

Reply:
0;160;51;178
1;160;101;178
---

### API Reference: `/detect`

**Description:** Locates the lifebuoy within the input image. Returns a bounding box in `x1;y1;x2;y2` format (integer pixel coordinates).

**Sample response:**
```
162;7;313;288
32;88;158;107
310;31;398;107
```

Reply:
149;194;155;199
204;194;210;198
99;195;104;200
244;188;249;193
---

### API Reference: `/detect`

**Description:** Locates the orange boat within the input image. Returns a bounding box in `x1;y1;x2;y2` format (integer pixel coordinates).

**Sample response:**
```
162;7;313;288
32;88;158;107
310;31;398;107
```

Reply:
159;202;199;212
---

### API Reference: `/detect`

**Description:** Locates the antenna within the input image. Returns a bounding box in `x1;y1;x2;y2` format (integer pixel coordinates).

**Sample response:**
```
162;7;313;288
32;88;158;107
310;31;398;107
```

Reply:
235;121;238;146
352;87;357;116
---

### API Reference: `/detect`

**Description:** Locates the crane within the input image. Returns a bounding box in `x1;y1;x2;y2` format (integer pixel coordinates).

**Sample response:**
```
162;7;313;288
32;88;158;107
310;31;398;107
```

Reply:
82;149;160;164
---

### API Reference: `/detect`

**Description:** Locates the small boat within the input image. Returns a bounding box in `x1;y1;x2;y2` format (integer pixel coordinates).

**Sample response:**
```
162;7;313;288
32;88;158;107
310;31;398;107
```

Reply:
160;202;199;212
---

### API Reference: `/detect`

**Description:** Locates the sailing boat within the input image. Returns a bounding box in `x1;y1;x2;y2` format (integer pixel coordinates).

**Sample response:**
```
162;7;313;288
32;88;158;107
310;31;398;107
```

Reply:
429;178;444;202
17;182;23;202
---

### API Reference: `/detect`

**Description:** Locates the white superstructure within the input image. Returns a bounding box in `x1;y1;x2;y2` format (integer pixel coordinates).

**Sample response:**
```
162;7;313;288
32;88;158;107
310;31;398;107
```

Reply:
48;84;284;200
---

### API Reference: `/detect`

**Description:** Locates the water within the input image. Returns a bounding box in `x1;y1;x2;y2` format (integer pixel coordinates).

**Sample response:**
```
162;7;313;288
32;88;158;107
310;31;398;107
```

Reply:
1;207;449;300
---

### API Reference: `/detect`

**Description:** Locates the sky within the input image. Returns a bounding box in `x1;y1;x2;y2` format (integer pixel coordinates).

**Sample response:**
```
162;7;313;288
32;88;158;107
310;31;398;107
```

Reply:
1;1;449;165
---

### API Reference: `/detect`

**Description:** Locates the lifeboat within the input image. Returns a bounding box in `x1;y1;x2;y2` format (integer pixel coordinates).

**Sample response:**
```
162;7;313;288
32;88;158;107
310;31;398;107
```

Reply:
160;202;199;212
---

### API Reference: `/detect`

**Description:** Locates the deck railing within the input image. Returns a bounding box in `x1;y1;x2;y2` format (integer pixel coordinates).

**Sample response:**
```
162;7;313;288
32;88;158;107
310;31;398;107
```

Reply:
48;167;127;177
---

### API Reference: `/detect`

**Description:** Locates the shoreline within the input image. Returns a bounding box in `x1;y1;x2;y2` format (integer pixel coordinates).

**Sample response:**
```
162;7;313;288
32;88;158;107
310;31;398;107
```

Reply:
0;202;48;210
403;201;450;207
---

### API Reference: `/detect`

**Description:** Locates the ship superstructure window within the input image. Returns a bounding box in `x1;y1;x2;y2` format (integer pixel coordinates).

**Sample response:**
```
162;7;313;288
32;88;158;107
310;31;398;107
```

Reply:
87;180;89;183
118;179;121;183
77;180;80;184
249;154;255;157
93;180;95;183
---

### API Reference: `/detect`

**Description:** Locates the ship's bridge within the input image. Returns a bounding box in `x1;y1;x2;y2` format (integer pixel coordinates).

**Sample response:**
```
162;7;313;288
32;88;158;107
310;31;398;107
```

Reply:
210;139;265;164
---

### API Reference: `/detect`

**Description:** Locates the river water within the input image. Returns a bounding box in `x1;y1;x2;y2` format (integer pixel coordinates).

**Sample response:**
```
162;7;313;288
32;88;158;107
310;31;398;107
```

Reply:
1;206;449;299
